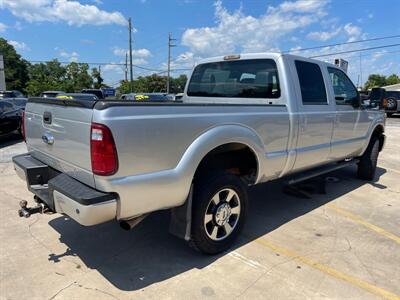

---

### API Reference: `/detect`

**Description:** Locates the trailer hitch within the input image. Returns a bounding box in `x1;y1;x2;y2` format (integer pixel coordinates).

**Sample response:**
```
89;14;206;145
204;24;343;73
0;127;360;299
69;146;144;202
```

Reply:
18;198;48;218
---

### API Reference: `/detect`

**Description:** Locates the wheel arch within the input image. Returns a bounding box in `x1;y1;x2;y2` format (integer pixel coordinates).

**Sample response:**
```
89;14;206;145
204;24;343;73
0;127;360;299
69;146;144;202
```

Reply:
177;124;265;186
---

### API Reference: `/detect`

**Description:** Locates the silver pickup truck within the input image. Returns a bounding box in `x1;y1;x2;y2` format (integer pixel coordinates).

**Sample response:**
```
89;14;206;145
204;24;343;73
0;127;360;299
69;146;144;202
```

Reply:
13;53;385;254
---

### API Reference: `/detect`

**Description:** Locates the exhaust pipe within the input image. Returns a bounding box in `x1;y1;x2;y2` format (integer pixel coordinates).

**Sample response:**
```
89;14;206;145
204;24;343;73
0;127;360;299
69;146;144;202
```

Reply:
120;214;148;230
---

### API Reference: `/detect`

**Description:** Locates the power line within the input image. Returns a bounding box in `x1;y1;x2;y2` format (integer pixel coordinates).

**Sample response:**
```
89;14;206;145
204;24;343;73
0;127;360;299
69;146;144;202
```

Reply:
285;34;400;53
309;43;400;58
27;60;163;72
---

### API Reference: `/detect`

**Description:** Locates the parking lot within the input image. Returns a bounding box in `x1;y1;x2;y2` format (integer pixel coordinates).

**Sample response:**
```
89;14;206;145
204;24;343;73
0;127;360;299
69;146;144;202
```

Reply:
0;117;399;300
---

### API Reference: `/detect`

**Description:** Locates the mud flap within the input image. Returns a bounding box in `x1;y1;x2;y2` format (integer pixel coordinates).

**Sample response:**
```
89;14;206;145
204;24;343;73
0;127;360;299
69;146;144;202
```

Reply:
169;185;193;241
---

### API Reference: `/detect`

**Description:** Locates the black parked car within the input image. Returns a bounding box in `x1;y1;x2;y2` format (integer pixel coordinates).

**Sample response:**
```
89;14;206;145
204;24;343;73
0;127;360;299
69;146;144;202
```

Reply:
81;89;104;99
4;98;27;110
0;90;25;99
370;87;400;117
0;101;22;137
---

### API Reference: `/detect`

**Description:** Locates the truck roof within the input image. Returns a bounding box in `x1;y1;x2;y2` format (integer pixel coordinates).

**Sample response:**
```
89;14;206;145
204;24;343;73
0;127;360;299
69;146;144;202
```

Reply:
196;52;337;69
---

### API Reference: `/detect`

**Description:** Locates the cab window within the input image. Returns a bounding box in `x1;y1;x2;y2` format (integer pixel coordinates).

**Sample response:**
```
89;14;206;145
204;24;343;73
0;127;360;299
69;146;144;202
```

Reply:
328;67;358;106
187;59;280;99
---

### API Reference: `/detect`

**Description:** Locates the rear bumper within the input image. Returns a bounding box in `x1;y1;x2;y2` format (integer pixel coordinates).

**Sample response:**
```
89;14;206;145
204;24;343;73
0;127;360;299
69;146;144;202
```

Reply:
13;153;118;226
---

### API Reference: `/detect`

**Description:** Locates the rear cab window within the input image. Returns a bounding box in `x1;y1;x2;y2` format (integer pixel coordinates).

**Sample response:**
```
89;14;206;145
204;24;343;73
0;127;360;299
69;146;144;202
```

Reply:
295;60;327;105
187;59;281;104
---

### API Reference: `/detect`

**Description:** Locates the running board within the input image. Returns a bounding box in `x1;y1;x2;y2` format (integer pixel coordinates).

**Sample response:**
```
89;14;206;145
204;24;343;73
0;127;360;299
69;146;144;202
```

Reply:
286;159;360;185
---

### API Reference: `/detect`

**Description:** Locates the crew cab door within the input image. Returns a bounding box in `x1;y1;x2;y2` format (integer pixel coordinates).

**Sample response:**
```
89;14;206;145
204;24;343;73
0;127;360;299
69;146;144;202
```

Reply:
327;67;370;159
290;59;335;171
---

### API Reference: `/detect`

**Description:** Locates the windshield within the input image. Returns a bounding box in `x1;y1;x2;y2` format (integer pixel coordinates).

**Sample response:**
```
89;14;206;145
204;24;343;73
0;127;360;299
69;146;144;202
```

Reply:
369;88;384;101
187;59;280;99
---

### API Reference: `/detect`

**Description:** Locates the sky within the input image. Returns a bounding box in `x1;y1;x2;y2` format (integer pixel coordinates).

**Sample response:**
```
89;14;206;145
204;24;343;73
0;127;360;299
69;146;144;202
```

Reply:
0;0;399;87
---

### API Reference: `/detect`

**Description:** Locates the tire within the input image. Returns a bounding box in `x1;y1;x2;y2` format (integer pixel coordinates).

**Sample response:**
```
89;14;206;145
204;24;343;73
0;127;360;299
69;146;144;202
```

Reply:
190;172;248;254
357;136;379;180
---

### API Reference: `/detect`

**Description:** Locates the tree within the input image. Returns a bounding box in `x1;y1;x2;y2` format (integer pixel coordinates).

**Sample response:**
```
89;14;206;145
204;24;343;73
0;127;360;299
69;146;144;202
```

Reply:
171;74;187;93
0;38;30;91
117;74;188;95
385;74;400;86
25;60;66;96
25;60;94;96
364;73;400;90
64;62;93;92
92;67;104;89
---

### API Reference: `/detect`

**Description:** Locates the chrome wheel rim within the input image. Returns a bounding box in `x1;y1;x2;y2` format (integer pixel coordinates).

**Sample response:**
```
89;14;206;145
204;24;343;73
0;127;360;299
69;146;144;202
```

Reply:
203;188;241;241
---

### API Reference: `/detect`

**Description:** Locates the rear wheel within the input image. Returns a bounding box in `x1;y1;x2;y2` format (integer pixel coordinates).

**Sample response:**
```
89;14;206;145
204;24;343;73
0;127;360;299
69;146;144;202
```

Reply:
357;137;379;180
190;172;248;254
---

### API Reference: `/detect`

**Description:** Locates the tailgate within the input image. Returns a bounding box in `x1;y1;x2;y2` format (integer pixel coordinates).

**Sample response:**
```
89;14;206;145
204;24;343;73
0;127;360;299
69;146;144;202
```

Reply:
25;98;96;187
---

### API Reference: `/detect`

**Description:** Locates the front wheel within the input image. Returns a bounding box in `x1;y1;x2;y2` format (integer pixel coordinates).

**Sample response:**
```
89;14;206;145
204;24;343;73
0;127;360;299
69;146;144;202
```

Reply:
190;172;248;254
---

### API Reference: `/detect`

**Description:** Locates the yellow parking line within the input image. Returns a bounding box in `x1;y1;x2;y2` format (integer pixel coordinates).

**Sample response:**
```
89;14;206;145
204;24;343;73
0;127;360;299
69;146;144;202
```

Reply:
253;238;400;300
327;204;400;245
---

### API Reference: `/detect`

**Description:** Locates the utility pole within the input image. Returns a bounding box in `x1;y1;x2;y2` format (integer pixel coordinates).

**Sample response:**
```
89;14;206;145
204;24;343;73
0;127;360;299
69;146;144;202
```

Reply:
167;33;176;93
359;52;363;90
125;52;128;82
0;55;6;91
128;17;134;92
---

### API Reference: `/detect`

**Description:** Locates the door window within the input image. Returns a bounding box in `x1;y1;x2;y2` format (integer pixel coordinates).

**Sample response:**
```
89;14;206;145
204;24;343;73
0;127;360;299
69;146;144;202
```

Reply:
328;67;358;106
295;60;327;105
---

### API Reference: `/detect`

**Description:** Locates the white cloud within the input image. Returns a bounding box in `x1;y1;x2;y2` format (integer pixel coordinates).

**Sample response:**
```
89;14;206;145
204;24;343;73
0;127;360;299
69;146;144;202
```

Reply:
343;23;363;41
59;50;79;62
9;40;30;51
0;0;126;26
113;47;152;58
132;58;148;65
181;0;329;57
307;27;342;41
103;64;123;73
0;22;7;32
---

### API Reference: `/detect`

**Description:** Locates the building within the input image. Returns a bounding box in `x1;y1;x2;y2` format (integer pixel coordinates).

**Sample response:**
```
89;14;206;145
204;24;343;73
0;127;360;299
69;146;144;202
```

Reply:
382;83;400;91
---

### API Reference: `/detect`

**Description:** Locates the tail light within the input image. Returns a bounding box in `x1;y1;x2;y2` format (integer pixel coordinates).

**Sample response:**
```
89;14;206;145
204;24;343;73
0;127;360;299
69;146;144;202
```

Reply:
21;110;26;142
90;123;118;176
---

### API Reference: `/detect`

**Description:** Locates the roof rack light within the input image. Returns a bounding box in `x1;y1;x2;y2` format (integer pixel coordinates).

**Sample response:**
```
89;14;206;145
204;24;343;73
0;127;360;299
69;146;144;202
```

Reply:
223;54;240;60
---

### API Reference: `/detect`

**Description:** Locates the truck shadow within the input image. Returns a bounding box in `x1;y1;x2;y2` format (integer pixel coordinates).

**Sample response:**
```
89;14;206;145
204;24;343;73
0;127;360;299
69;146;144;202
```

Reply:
48;165;386;291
